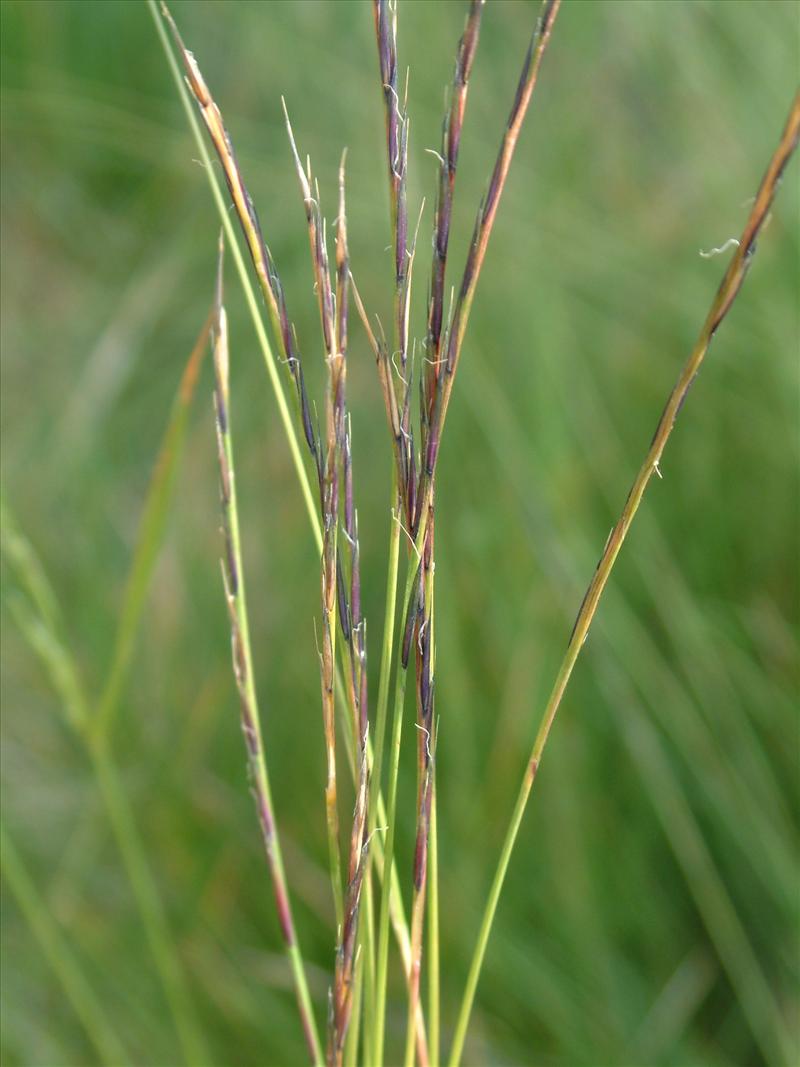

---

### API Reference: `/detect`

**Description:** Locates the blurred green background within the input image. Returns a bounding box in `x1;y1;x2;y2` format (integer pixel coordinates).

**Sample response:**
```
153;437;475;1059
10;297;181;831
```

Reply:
1;1;798;1064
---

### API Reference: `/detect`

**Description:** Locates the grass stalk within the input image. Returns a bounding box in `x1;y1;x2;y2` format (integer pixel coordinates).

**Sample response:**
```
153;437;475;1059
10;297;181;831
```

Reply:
371;6;555;1053
359;477;403;1062
343;946;364;1067
416;0;560;533
465;343;796;1065
427;778;440;1067
423;0;484;435
373;0;417;526
370;476;401;828
331;156;370;1066
372;546;423;1066
279;102;372;1061
447;88;800;1067
211;241;323;1064
420;560;439;1067
360;872;377;1066
406;5;485;1045
359;477;404;1061
369;7;437;1062
401;16;487;1057
404;513;436;1067
1;821;129;1066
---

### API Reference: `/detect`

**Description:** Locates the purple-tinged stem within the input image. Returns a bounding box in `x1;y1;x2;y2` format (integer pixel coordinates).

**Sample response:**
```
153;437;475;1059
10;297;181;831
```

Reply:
424;0;484;430
213;237;323;1066
417;0;561;534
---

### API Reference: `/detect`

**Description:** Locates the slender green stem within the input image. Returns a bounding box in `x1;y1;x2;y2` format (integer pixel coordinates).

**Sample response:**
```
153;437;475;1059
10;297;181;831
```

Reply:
361;873;377;1067
428;584;439;1067
370;504;433;1064
370;476;402;830
428;781;440;1067
403;532;436;1067
371;788;430;1061
325;647;428;1059
1;822;129;1066
344;947;363;1067
360;475;401;1062
372;650;410;1065
373;537;423;1064
331;540;426;1057
417;0;560;541
448;90;800;1067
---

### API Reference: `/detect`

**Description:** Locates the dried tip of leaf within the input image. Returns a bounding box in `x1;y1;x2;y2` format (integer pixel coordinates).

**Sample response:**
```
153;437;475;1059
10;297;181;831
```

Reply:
281;97;312;202
161;1;211;108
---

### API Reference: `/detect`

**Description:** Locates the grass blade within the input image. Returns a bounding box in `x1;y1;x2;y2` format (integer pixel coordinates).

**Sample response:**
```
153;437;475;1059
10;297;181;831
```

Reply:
602;660;795;1066
1;504;209;1065
1;821;129;1066
93;308;213;741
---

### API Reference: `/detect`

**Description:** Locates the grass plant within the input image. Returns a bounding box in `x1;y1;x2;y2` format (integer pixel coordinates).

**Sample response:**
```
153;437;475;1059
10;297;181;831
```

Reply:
2;2;798;1065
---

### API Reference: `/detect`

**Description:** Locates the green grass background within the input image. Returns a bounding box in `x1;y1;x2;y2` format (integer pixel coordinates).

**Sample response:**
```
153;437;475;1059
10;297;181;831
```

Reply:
1;1;798;1064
